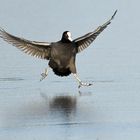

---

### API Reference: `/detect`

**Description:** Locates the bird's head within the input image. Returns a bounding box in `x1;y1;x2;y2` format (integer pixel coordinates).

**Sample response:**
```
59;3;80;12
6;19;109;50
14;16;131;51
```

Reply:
61;31;72;43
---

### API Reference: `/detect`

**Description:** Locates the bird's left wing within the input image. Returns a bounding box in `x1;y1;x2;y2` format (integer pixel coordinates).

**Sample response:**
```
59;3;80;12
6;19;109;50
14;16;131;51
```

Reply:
73;10;117;53
0;28;52;59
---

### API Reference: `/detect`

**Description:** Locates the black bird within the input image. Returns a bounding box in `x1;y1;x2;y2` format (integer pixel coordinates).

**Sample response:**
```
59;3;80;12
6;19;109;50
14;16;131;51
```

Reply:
0;10;117;88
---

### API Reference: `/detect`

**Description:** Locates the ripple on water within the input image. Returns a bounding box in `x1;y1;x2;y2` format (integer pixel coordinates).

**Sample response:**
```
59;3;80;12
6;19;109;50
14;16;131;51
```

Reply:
0;77;24;82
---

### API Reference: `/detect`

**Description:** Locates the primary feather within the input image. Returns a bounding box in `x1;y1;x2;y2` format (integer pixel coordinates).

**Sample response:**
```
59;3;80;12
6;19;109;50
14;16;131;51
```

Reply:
0;28;51;59
74;10;117;53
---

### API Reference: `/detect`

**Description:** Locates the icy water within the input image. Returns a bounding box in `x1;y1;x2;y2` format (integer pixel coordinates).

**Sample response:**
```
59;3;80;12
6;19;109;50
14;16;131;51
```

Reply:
0;0;140;140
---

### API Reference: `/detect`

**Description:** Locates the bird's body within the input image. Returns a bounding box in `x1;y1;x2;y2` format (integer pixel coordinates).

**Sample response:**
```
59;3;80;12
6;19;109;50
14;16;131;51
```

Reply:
49;41;77;76
0;10;117;88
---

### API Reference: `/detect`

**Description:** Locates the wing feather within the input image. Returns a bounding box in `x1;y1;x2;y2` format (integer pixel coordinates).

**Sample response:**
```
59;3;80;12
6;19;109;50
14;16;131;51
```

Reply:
0;28;51;59
74;10;117;53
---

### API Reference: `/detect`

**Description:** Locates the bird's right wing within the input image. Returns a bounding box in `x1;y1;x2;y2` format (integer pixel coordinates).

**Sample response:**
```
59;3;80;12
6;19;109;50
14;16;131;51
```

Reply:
73;10;117;53
0;28;52;59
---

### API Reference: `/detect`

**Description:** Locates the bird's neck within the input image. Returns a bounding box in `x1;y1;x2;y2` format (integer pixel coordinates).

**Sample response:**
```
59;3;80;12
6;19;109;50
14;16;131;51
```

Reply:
61;38;72;43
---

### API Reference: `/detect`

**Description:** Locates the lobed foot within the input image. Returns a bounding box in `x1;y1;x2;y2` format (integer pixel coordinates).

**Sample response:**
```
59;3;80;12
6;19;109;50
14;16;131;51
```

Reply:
40;69;48;81
78;82;93;88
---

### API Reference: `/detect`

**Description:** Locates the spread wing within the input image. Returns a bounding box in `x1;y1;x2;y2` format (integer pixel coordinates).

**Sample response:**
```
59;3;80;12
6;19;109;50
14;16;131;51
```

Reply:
73;10;117;53
0;28;51;59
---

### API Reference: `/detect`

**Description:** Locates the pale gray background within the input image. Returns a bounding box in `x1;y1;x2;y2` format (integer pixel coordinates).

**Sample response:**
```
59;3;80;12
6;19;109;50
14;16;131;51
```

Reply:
0;0;140;140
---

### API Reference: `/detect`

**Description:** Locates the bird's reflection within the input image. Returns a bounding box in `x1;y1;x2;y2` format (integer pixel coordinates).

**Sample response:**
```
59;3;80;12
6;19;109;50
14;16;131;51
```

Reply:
40;93;77;117
50;96;76;114
4;91;93;128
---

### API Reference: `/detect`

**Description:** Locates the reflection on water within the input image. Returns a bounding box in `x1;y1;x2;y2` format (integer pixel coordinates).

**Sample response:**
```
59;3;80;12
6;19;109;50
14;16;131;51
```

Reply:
3;92;78;128
50;96;76;112
41;93;77;119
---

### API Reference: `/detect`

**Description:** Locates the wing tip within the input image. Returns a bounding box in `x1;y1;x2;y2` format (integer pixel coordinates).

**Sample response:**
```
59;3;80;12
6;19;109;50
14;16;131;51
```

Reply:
0;27;8;38
0;27;6;33
111;10;118;20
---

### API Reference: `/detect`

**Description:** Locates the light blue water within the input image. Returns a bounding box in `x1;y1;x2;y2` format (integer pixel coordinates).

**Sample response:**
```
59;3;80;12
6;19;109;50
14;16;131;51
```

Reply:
0;1;140;140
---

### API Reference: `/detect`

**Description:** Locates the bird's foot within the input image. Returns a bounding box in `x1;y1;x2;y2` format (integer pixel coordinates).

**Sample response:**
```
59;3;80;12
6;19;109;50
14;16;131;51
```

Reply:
40;69;48;81
78;82;93;88
40;73;47;81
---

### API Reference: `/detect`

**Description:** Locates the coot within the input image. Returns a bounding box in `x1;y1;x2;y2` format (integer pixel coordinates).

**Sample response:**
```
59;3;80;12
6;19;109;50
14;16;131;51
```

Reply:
0;10;117;88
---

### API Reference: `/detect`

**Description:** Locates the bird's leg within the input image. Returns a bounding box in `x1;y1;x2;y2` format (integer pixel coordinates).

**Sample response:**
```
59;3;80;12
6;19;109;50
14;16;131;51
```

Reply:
73;73;92;88
40;67;50;81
